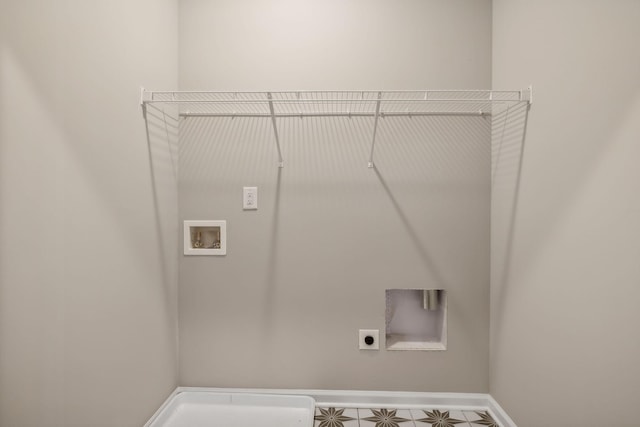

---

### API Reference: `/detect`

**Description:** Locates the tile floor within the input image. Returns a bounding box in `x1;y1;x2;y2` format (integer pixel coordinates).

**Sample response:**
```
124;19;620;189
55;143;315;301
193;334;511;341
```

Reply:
314;407;499;427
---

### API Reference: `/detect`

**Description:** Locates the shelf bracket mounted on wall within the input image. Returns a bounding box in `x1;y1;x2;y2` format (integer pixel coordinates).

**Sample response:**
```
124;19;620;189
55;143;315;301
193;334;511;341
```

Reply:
140;86;148;120
525;85;533;105
367;91;383;169
267;92;285;168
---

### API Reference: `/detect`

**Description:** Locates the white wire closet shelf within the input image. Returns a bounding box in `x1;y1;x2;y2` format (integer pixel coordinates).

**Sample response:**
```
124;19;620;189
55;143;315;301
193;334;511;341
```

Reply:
141;88;532;168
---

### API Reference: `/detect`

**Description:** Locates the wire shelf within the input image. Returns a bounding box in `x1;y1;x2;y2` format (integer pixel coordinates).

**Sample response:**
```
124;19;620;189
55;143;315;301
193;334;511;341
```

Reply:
140;88;532;167
142;89;530;117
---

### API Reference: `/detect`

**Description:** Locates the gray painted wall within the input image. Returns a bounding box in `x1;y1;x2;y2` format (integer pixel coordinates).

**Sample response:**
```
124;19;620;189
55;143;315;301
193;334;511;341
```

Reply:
178;0;493;391
12;2;638;424
0;1;179;426
491;1;640;425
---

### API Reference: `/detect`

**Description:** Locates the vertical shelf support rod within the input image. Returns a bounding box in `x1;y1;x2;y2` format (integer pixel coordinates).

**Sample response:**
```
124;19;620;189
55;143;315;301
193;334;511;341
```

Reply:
267;92;285;168
367;91;383;168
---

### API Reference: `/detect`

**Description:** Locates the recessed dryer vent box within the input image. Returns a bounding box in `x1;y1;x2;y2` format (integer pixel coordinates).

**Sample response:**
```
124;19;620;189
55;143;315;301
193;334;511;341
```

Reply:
184;220;226;255
385;289;447;351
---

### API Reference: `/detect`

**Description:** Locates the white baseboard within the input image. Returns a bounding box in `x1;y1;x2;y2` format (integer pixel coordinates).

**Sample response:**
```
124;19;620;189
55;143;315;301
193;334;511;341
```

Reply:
487;394;518;427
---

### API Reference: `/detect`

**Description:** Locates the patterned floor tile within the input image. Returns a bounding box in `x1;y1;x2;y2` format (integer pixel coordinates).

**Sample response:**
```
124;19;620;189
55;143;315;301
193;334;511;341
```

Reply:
410;409;429;420
312;406;499;427
463;410;499;427
314;407;359;427
443;410;468;423
413;408;470;426
358;408;415;427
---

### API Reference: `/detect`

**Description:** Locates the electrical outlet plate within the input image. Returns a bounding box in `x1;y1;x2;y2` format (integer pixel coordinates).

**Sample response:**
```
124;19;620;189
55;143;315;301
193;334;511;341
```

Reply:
358;329;380;350
243;186;258;210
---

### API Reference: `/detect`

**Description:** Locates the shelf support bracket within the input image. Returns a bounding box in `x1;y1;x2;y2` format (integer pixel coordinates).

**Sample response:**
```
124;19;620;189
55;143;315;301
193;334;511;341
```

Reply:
267;92;285;168
367;92;383;168
140;87;148;119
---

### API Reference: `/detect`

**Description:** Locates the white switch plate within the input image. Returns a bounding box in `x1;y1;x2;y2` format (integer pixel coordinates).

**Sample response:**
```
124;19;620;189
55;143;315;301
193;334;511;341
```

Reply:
359;329;380;350
243;187;257;210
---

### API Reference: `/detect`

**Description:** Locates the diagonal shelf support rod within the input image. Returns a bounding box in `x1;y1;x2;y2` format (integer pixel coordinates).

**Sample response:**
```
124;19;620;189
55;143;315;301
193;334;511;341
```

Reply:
367;92;383;168
267;92;285;168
